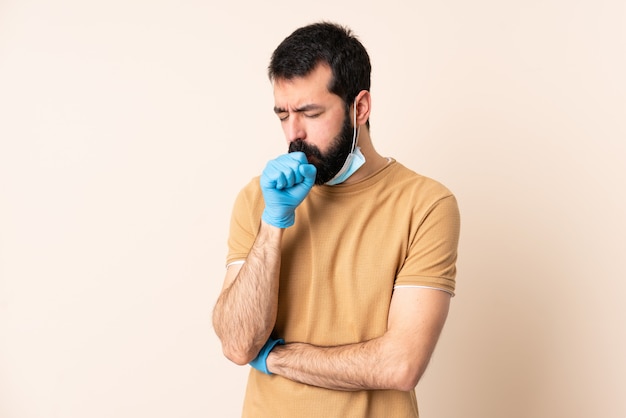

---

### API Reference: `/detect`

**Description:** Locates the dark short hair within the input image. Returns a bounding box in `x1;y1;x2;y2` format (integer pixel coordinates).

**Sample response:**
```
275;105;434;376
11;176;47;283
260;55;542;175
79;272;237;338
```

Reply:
268;22;371;108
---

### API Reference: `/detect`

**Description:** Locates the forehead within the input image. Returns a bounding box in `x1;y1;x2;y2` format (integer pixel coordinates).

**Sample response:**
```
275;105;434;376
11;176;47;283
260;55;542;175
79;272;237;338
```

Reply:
273;64;338;107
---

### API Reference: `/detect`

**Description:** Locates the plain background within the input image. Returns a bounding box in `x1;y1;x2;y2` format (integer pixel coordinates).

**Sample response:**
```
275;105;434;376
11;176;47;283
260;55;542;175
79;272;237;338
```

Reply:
1;0;625;417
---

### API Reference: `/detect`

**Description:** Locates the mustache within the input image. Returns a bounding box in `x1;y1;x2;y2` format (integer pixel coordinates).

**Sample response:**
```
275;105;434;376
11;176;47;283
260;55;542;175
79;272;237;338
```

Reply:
288;140;323;163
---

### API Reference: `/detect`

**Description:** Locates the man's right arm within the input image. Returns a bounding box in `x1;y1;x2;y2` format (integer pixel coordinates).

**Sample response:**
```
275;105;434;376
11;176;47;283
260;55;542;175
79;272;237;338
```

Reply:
212;151;316;366
212;221;283;365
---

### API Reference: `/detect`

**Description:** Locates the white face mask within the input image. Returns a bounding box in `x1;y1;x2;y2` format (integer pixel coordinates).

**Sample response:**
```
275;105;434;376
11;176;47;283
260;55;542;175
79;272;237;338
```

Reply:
325;99;366;185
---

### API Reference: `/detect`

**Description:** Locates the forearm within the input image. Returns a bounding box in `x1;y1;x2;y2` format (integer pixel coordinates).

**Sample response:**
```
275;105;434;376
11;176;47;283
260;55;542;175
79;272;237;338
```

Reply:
265;289;450;391
266;336;422;392
213;221;283;364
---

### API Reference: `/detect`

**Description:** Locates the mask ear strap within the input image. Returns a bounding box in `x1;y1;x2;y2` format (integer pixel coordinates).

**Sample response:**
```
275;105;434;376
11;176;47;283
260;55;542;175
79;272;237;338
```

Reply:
351;98;360;152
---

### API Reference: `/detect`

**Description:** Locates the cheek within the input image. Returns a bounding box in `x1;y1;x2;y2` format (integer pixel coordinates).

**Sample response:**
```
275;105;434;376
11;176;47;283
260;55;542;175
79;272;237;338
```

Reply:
313;118;344;152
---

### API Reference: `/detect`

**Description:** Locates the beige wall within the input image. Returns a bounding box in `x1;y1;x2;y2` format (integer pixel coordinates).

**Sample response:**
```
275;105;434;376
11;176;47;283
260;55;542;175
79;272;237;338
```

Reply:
1;1;624;417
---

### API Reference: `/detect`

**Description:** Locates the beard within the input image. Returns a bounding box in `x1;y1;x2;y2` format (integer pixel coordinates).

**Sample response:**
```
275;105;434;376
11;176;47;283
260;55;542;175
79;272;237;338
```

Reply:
288;107;354;185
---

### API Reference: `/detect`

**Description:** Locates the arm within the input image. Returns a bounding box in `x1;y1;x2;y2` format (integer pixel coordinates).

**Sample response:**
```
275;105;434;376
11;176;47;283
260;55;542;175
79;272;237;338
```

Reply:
266;287;450;391
212;221;283;365
212;152;317;366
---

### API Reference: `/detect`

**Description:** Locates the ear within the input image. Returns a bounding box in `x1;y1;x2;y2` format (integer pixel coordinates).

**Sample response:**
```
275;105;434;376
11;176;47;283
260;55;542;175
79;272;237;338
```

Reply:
354;90;371;126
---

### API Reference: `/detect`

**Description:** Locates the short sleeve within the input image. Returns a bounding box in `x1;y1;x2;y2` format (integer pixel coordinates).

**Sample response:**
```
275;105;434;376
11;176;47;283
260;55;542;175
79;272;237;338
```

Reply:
395;194;461;295
226;178;264;266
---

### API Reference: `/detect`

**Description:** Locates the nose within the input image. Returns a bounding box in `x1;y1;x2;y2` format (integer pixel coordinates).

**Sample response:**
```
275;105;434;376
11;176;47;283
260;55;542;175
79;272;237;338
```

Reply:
284;114;306;142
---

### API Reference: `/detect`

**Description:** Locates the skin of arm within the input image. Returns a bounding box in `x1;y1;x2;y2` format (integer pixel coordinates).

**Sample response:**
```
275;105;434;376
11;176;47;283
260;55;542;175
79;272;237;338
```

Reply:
266;287;451;392
212;220;284;365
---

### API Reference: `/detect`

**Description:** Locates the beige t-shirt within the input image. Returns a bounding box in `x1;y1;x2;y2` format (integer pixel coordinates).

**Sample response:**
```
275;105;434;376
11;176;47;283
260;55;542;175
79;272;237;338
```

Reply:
227;159;460;418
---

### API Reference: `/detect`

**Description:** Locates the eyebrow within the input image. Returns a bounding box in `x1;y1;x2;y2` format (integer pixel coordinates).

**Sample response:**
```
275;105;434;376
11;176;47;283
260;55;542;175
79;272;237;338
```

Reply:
273;104;324;114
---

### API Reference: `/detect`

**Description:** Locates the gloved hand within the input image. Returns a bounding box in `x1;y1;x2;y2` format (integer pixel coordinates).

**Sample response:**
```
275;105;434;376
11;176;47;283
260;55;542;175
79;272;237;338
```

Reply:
249;337;285;375
260;152;317;228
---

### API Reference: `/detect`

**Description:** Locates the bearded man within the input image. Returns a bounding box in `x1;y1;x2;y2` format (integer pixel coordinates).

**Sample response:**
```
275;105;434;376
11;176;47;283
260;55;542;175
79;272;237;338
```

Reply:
213;22;461;418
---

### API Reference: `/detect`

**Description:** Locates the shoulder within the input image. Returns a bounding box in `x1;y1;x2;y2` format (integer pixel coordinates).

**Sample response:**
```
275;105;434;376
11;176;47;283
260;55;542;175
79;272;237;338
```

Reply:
235;176;263;203
231;176;265;220
386;160;456;203
240;175;262;194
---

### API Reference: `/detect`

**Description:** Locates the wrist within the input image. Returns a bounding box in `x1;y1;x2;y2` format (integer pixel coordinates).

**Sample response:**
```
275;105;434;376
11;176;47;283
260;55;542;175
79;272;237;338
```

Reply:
259;219;287;239
262;208;295;229
265;344;283;373
250;337;284;375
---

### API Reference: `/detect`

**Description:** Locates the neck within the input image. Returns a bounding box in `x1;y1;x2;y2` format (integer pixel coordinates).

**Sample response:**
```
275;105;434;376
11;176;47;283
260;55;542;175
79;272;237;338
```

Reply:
341;128;387;185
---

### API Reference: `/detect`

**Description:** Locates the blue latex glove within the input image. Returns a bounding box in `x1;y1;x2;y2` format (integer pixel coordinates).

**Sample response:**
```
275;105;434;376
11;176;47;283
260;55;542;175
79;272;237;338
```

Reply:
260;152;317;228
250;337;285;375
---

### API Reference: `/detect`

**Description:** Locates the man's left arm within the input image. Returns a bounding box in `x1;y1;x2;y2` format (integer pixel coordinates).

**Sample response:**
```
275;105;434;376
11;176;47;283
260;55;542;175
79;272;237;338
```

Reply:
266;286;450;391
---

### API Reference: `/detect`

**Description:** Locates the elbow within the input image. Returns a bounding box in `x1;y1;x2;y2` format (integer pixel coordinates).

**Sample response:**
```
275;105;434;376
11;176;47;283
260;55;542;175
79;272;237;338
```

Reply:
222;345;257;366
212;317;259;365
214;327;257;365
224;352;253;366
394;373;420;392
380;337;433;391
390;360;426;392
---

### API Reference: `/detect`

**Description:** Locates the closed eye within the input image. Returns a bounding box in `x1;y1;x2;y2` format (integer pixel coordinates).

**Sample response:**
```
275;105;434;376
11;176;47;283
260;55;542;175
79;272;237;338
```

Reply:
274;104;324;122
274;110;289;122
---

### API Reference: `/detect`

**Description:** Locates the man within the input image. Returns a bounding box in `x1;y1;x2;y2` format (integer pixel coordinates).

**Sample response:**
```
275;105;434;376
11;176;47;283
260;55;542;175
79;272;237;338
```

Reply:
213;22;460;417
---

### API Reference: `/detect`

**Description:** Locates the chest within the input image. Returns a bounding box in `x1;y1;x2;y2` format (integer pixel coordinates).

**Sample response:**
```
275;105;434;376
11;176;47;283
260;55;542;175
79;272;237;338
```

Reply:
276;190;416;344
